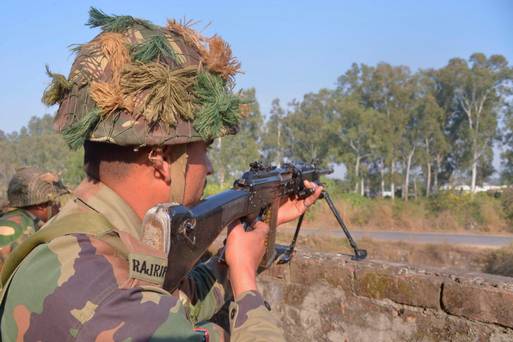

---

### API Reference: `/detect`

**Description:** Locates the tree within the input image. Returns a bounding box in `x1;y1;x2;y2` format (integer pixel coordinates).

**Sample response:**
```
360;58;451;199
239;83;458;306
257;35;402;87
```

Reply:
282;89;336;163
335;64;374;194
336;63;419;198
0;114;85;200
438;53;511;191
360;63;412;198
417;94;448;195
208;88;263;187
262;98;286;164
415;71;449;196
395;70;421;201
501;102;513;184
331;94;375;195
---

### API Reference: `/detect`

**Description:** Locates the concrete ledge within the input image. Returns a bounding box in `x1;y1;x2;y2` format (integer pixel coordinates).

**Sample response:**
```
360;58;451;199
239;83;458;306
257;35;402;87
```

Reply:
443;280;513;327
354;265;442;309
258;251;513;341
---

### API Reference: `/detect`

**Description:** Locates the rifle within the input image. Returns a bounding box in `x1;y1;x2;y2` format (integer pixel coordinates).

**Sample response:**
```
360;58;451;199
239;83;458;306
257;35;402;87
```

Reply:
142;161;367;292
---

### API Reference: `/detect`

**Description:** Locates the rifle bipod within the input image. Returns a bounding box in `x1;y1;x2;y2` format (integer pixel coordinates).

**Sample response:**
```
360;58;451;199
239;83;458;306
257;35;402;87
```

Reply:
276;190;367;264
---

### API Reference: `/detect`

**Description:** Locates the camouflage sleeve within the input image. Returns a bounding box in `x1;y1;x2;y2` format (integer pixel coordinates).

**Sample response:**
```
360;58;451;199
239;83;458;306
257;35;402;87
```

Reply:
0;233;229;341
0;212;36;270
176;257;231;323
229;291;286;342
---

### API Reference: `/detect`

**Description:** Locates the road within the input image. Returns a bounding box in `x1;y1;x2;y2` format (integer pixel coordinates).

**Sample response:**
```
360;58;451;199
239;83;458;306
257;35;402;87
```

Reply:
291;228;513;248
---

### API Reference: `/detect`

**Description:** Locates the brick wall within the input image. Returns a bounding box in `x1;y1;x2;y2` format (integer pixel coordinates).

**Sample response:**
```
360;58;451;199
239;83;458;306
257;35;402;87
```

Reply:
257;251;513;341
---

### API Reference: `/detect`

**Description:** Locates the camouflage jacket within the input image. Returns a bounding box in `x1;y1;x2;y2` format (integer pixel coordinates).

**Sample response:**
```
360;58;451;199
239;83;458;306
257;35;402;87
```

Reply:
0;209;42;271
0;181;285;341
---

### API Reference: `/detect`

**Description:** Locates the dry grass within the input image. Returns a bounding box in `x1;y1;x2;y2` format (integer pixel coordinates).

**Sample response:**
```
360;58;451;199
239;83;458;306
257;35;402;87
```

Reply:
276;231;490;273
303;194;510;233
479;200;508;232
201;227;508;278
365;203;395;230
430;210;461;231
483;244;513;277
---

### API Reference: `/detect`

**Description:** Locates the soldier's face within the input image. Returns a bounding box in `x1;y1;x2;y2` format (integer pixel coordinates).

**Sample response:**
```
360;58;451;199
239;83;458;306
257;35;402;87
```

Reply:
182;141;213;206
27;201;60;223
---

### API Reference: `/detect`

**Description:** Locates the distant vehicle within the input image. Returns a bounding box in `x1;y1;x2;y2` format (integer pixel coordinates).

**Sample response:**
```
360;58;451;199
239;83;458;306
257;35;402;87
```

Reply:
381;190;393;198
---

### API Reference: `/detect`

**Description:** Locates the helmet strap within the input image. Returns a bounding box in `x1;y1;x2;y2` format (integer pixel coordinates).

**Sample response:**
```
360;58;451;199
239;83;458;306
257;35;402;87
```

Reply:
168;144;188;204
45;204;54;224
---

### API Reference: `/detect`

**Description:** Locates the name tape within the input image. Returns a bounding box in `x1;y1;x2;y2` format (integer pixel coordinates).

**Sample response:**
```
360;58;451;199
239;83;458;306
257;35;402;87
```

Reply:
128;253;168;285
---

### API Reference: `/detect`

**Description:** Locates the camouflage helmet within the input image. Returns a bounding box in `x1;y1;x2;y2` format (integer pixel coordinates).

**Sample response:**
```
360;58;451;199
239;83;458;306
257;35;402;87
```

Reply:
45;7;245;149
7;167;69;208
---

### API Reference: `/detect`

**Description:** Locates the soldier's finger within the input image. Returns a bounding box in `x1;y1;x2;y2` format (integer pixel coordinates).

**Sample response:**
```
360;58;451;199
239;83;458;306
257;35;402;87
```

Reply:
303;180;317;189
228;220;243;234
251;220;270;236
304;184;324;208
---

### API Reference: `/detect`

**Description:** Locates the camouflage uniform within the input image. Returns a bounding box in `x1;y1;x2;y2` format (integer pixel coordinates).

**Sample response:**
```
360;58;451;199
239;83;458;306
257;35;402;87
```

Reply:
2;181;283;340
0;167;67;270
0;8;284;342
0;209;41;270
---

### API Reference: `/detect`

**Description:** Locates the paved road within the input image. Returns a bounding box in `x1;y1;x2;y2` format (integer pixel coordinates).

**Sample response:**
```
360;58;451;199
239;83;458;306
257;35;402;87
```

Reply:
292;228;513;248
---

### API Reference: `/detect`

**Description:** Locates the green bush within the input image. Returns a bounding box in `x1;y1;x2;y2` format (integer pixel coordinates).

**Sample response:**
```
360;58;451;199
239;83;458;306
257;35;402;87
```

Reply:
501;188;513;224
428;191;473;212
339;193;372;207
426;191;505;230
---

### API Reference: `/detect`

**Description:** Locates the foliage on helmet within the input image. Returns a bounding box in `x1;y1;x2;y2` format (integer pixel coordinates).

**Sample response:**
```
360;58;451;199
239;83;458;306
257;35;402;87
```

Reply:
47;7;246;149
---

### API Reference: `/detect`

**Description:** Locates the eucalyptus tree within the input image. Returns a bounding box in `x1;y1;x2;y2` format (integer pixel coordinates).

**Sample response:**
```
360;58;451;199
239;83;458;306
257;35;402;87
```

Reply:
331;94;375;194
282;89;336;163
395;72;419;201
262;98;286;164
335;64;374;194
415;71;449;196
502;103;513;184
337;63;388;196
437;53;511;191
365;63;413;198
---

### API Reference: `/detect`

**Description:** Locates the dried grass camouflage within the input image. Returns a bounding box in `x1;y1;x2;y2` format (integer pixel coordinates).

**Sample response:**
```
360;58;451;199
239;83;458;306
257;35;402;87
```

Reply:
49;7;244;149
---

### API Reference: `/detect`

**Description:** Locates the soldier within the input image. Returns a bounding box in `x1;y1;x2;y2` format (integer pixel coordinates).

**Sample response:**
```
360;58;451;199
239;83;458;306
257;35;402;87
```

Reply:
0;8;322;341
0;167;68;269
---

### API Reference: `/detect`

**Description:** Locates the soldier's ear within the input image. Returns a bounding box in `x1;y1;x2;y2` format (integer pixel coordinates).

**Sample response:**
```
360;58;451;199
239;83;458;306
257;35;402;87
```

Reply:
148;148;171;183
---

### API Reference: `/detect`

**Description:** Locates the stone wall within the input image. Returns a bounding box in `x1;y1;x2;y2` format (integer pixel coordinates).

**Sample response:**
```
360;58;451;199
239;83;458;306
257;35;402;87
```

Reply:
257;251;513;342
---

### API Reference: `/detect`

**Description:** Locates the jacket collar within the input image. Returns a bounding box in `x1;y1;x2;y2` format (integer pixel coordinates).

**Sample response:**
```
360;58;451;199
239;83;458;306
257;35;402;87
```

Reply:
73;180;142;239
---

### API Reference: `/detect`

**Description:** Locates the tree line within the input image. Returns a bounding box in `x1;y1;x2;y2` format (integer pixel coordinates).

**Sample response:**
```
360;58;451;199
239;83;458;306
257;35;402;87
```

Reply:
1;52;512;202
0;115;84;202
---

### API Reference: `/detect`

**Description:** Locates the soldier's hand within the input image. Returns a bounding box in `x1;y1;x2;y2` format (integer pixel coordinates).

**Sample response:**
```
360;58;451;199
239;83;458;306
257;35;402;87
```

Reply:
277;180;323;225
224;220;269;297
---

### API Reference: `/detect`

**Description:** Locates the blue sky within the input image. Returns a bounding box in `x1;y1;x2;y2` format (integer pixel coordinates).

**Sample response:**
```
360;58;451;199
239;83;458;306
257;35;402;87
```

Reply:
0;0;511;135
